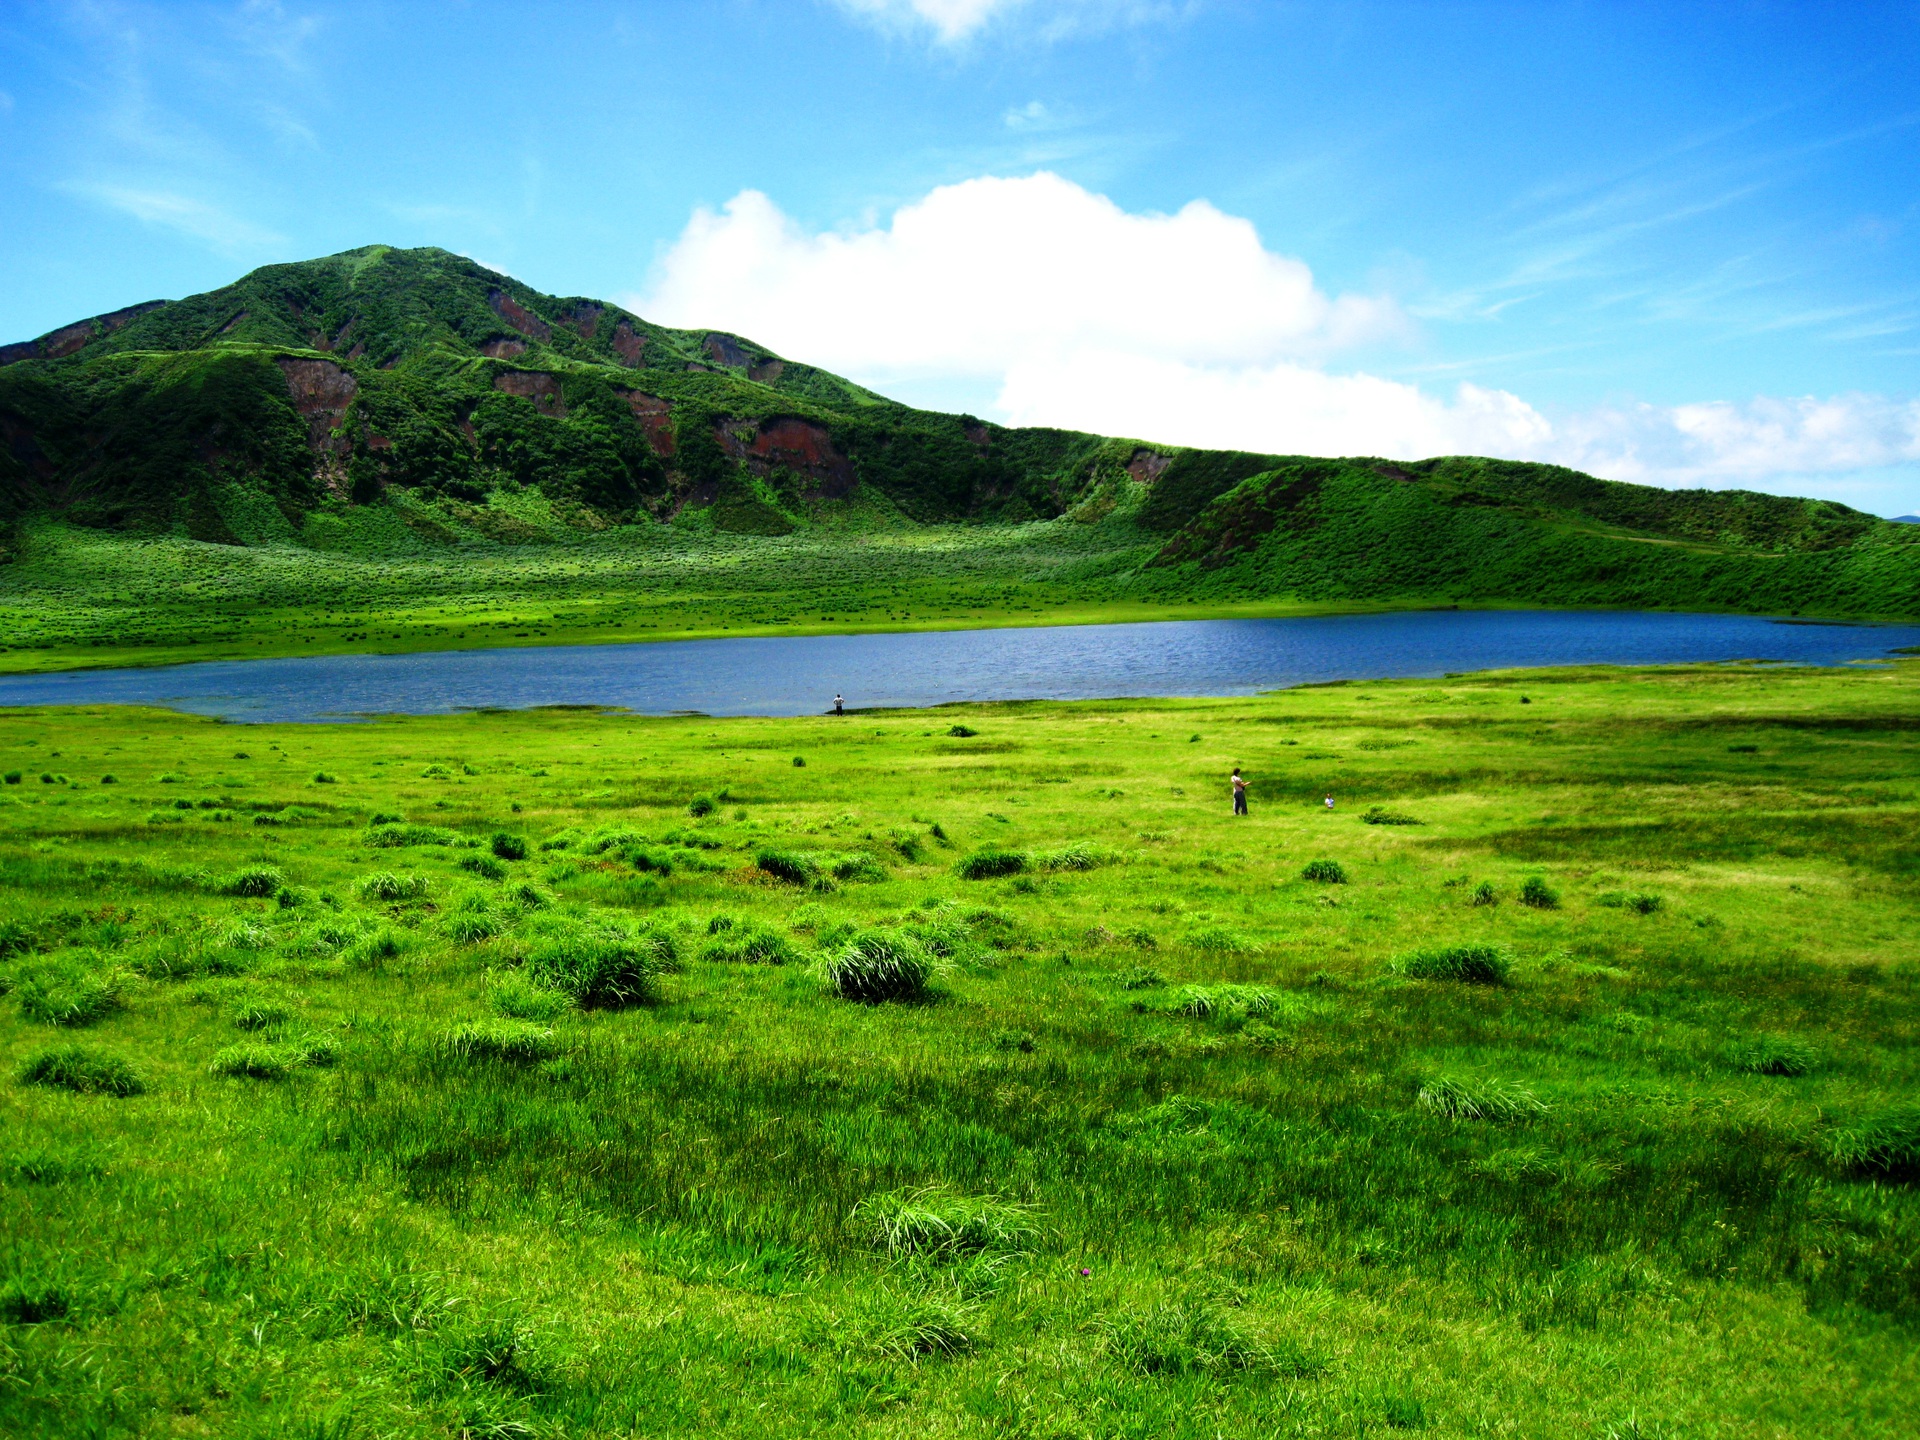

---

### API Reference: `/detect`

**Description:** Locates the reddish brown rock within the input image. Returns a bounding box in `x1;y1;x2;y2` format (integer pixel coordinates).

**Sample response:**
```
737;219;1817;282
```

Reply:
1127;448;1170;484
718;416;855;497
493;369;566;418
610;319;645;367
479;338;527;359
616;390;675;456
488;289;552;342
748;357;785;385
277;357;358;454
0;300;166;366
704;333;750;368
565;303;602;339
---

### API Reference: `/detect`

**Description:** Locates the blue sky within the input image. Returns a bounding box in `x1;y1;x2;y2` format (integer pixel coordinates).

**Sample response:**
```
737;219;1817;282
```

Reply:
3;0;1917;512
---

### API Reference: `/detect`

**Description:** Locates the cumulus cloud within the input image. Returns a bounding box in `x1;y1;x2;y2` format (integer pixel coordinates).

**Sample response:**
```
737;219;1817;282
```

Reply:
638;173;1406;381
634;174;1920;511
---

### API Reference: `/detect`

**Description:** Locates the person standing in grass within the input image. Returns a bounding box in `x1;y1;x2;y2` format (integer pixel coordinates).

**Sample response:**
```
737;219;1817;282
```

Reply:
833;693;843;715
1324;792;1335;811
1231;767;1248;816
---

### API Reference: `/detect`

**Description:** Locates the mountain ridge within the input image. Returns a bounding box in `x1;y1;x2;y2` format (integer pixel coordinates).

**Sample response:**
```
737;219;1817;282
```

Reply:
1;244;1916;646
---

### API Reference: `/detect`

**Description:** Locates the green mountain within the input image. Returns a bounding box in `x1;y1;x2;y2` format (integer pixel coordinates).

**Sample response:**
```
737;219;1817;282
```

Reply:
1;243;1916;648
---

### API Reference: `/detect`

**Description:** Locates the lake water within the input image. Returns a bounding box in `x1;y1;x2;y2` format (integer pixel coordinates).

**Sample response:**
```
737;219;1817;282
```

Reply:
0;610;1915;724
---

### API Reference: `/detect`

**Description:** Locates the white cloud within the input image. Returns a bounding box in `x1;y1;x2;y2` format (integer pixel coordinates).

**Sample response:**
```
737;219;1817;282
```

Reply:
637;173;1406;381
635;174;1920;513
64;182;285;253
831;0;1182;43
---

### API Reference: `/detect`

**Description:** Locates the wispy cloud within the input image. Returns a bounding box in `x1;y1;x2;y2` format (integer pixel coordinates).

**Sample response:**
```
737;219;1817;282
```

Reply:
830;0;1190;45
61;181;285;252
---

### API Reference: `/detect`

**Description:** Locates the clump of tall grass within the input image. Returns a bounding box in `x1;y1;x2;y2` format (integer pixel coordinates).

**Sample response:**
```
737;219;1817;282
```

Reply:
1599;891;1664;914
443;912;501;944
489;832;528;861
227;987;293;1031
458;854;506;881
1520;876;1561;909
14;958;125;1027
343;927;407;970
519;916;678;1008
1417;1076;1547;1121
17;1044;145;1097
830;852;889;883
1402;944;1511;985
955;847;1026;880
755;849;819;884
358;872;429;903
1185;923;1260;955
819;928;942;1002
1032;842;1107;872
1733;1036;1818;1077
487;970;572;1021
213;864;284;898
1300;859;1347;884
1166;984;1290;1023
687;795;716;817
365;822;460;848
1361;806;1422;826
851;1186;1036;1259
1471;881;1498;907
846;1288;980;1363
443;1019;556;1065
699;919;800;965
208;1044;296;1080
1120;965;1166;990
1098;1300;1320;1378
1827;1105;1920;1178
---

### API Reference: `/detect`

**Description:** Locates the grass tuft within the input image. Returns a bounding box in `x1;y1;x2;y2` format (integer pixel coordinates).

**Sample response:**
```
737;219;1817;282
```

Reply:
1520;876;1561;909
1827;1105;1920;1178
15;959;125;1027
1300;858;1347;884
1417;1076;1547;1121
444;1019;557;1064
819;928;941;1002
956;847;1026;880
1098;1300;1320;1378
17;1044;146;1097
1402;945;1512;985
215;864;285;898
852;1186;1036;1259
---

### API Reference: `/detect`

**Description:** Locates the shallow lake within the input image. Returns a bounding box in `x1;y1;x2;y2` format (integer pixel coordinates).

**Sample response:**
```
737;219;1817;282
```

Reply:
1;609;1916;724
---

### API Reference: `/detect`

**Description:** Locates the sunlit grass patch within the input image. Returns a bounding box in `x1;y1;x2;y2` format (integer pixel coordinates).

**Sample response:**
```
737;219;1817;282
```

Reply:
17;1044;145;1096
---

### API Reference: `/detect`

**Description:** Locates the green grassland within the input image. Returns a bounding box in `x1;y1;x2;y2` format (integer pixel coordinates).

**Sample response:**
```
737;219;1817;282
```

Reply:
4;245;1917;674
3;662;1918;1437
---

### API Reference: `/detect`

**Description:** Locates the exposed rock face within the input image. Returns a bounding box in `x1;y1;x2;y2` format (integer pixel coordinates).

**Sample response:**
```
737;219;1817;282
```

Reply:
718;416;854;497
1127;448;1170;484
565;303;602;339
0;300;167;366
748;357;785;385
277;357;359;454
488;289;552;342
616;390;675;456
610;319;644;367
479;338;527;359
493;369;566;417
704;333;750;368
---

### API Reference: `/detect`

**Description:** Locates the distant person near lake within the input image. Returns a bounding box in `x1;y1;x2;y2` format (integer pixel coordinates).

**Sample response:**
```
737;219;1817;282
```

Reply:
1232;767;1248;816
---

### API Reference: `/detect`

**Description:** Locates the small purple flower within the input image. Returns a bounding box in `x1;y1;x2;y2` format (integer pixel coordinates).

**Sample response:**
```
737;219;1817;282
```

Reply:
1079;1267;1091;1277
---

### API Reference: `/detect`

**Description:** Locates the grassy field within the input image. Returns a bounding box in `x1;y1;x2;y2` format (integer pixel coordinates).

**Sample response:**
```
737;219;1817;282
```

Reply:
2;661;1918;1437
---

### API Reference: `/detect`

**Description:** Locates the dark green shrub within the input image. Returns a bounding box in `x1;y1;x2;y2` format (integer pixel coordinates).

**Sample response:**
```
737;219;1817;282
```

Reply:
215;865;284;898
18;1045;145;1097
1;772;19;785
792;756;805;767
1403;945;1511;985
947;725;978;737
489;832;528;861
1627;893;1663;915
15;960;124;1027
100;775;115;785
1827;1105;1920;1177
1300;859;1347;884
1519;876;1560;909
458;854;507;881
687;795;716;818
820;928;940;1002
991;1028;1037;1053
444;1019;556;1065
756;849;819;884
956;847;1026;880
311;771;338;784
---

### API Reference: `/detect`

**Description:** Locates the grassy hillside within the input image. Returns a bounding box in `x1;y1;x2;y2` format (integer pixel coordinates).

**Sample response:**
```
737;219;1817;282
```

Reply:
1;246;1916;671
2;662;1918;1436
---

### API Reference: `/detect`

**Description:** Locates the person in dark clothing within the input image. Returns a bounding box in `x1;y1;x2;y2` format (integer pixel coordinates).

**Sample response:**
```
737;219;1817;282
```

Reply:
1231;767;1248;816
